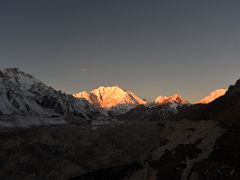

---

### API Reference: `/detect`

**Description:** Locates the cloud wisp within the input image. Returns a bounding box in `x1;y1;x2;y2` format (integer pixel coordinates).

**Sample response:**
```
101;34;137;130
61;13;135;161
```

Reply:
81;68;88;72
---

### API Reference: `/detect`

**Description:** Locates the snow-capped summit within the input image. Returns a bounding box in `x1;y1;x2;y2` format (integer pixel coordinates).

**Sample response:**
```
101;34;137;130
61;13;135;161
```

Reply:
198;89;227;104
0;68;41;90
0;68;49;117
73;86;147;115
155;94;189;105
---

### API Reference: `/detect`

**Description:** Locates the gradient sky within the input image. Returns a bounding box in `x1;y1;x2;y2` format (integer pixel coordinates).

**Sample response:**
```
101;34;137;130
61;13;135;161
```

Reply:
1;0;240;102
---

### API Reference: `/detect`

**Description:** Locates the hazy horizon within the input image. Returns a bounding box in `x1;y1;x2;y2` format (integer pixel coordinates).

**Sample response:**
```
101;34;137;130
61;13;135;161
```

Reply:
1;0;240;102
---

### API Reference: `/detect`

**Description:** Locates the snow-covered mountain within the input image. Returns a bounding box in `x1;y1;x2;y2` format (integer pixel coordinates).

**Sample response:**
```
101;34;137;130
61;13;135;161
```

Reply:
73;86;147;115
0;68;105;127
118;94;191;122
198;89;227;104
154;94;190;110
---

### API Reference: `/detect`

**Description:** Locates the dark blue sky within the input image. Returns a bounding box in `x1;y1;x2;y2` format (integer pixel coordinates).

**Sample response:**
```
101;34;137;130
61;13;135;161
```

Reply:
1;0;240;102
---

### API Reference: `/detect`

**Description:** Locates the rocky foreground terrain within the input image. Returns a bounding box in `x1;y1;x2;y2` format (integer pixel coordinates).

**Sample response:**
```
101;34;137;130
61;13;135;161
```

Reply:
0;68;240;180
0;118;225;180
